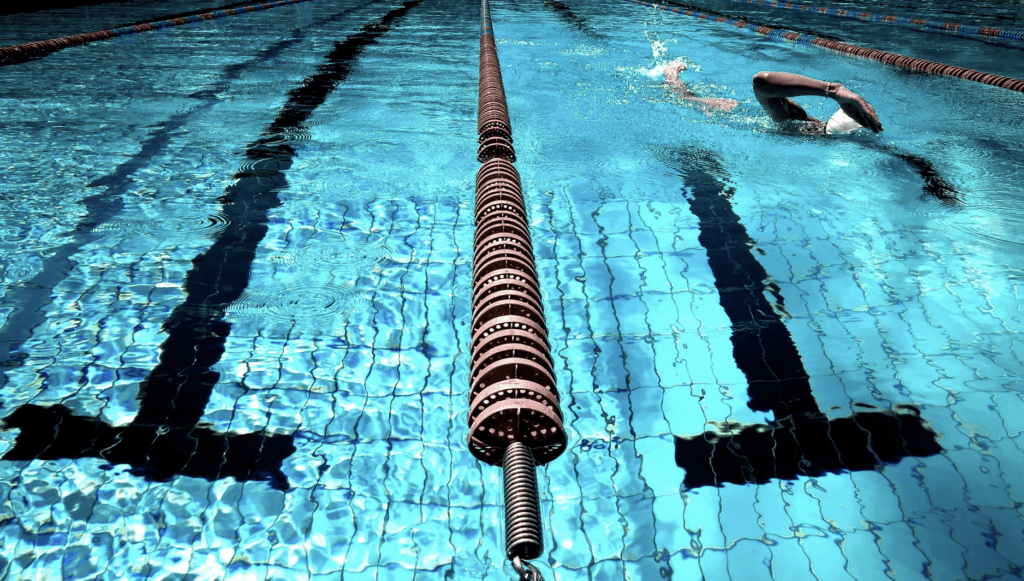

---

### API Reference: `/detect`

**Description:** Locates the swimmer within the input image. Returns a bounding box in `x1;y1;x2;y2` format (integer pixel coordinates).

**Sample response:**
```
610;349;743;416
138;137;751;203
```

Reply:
751;71;883;134
664;62;738;113
665;65;881;132
667;66;957;200
750;72;958;199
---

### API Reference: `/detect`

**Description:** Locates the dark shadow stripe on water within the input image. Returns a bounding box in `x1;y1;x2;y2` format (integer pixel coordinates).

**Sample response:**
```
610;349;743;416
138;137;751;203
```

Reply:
672;146;818;419
540;0;605;38
0;0;378;375
780;130;960;202
133;0;424;430
877;144;960;202
666;146;940;488
1;0;425;491
837;139;961;202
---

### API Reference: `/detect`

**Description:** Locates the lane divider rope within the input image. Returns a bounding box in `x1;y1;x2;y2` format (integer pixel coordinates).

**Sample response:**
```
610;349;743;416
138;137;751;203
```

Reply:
713;0;1024;43
472;1;564;579
0;0;313;67
623;0;1024;93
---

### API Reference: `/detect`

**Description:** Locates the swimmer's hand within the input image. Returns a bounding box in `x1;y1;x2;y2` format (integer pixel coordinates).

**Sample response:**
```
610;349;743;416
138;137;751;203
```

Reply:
830;84;883;132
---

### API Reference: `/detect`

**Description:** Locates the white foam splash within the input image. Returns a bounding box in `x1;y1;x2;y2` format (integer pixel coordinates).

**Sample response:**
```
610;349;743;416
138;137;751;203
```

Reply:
636;58;698;80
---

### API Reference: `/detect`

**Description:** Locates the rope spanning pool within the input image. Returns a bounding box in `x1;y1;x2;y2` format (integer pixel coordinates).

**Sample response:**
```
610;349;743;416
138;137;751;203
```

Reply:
0;0;1023;579
623;0;1024;92
471;0;566;468
0;0;314;67
716;0;1024;42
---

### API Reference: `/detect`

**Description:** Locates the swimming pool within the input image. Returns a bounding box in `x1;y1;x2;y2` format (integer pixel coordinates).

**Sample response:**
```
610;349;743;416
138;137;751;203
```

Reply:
1;0;1022;579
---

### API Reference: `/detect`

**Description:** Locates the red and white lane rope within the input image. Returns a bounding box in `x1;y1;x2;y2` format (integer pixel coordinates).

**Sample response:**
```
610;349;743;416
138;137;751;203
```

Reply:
0;0;313;67
623;0;1024;93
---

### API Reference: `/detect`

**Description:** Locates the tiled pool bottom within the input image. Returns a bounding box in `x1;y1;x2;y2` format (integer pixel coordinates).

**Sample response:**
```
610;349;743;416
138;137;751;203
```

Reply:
521;173;1024;581
2;0;1024;579
570;221;1022;581
3;173;1023;581
2;168;1023;577
0;190;491;580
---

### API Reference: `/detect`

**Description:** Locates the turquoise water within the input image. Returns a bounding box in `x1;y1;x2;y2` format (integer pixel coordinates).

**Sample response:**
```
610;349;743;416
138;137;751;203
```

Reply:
1;0;1023;579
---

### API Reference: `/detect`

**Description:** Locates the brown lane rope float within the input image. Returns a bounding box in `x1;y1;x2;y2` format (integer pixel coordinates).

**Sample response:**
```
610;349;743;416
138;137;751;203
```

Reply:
719;0;1024;44
0;0;314;68
624;0;1024;93
470;2;566;579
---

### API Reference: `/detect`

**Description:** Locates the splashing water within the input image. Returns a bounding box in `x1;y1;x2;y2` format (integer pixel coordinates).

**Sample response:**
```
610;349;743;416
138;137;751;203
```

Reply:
642;13;668;60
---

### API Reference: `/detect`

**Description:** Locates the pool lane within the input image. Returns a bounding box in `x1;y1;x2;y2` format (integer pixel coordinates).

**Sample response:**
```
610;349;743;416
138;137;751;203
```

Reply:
0;0;490;577
2;0;425;491
624;0;1024;93
0;0;379;375
0;0;319;68
487;0;1024;578
667;146;941;488
713;0;1024;43
652;0;1024;81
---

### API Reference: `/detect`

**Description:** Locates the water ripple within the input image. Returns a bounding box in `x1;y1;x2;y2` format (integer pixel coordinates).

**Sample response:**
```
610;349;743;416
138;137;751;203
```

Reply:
305;113;340;127
451;282;473;300
260;126;314;146
928;196;1024;251
235;157;280;177
269;239;392;277
291;155;332;174
895;140;1023;251
227;283;366;337
96;211;231;239
0;254;41;285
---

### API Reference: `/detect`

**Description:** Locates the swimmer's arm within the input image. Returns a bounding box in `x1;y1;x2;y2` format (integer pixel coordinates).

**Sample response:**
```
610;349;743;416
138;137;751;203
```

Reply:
752;71;833;99
752;71;883;132
665;63;737;112
667;81;737;112
673;86;737;111
752;72;821;124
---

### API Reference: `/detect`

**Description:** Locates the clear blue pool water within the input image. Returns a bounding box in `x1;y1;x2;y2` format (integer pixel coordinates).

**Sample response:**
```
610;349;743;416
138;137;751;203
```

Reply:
1;0;1023;579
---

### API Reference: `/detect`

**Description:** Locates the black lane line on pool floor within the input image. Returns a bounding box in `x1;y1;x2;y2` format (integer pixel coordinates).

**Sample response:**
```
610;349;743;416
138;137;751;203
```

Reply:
2;0;425;491
0;0;379;373
668;146;941;488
